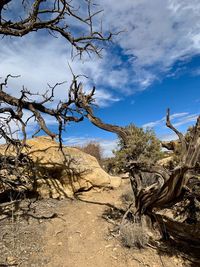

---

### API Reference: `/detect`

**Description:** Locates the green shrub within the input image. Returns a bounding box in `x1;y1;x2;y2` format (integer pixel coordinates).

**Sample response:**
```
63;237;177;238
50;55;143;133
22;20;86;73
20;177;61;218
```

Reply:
113;124;163;170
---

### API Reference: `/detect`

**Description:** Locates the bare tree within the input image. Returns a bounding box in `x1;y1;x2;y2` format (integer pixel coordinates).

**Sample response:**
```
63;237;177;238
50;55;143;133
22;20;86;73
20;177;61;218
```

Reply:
75;89;200;239
78;142;103;164
0;0;113;56
0;0;114;195
0;75;98;196
0;0;114;146
1;2;199;246
0;75;96;146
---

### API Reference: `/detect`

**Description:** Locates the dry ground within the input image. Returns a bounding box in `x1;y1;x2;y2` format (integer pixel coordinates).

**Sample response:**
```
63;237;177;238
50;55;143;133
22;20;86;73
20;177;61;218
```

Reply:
0;180;198;267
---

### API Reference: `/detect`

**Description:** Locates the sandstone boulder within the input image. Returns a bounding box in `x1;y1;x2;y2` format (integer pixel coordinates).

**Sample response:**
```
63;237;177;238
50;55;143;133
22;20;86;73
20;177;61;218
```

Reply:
0;136;121;199
157;156;173;167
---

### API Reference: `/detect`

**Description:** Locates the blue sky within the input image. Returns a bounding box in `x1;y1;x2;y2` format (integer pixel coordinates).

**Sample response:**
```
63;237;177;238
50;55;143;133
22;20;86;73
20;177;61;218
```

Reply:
0;0;200;156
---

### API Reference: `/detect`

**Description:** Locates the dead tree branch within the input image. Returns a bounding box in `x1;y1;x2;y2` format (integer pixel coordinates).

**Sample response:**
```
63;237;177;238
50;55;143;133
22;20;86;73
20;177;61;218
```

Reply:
0;75;96;147
74;95;200;238
0;0;113;56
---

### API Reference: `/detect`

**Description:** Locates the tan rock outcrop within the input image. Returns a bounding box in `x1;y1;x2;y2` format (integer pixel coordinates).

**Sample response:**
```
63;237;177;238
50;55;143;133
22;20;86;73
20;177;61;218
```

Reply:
157;156;173;167
0;136;121;199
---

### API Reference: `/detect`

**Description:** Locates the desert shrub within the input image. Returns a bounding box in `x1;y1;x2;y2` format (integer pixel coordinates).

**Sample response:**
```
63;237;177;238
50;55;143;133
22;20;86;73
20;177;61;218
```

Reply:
102;157;121;175
120;222;149;248
112;124;163;173
121;189;134;204
78;142;103;164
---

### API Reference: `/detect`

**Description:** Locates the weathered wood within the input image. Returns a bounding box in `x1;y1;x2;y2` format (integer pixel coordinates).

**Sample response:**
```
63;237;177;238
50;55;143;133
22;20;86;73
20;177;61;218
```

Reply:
84;106;200;215
155;214;200;247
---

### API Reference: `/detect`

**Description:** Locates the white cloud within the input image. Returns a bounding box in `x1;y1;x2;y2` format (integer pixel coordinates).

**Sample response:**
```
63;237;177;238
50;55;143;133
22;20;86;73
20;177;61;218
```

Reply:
0;107;59;144
173;114;199;127
142;118;164;128
191;68;200;76
100;0;200;87
100;139;118;158
170;112;189;119
1;0;200;151
159;133;177;142
0;35;120;108
143;111;198;132
3;1;200;155
1;1;200;100
144;112;199;143
142;112;189;128
143;118;165;128
94;89;120;107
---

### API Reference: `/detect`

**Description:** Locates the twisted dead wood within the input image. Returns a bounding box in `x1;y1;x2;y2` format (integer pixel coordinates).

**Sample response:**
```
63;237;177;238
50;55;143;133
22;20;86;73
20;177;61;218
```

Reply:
80;102;200;216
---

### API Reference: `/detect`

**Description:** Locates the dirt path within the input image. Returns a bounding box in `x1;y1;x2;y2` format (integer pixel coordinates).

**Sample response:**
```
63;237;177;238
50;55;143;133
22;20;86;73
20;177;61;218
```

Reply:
0;181;189;267
41;188;132;267
33;182;184;267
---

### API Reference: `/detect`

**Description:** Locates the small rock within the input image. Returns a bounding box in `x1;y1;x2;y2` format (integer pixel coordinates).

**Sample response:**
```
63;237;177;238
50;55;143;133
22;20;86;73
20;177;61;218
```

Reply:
7;256;17;265
86;211;92;215
105;244;112;248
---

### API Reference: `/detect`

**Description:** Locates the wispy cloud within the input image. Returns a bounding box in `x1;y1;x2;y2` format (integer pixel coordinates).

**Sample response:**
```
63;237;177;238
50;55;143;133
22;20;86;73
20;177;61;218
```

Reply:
145;112;199;142
190;68;200;77
173;114;199;127
159;133;177;141
142;112;189;128
143;118;165;129
100;0;200;87
0;35;120;108
1;0;200;102
142;112;199;131
94;89;121;107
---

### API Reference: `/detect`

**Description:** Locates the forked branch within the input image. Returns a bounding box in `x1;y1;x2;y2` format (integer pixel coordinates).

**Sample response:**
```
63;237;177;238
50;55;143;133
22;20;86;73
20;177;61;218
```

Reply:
0;0;114;56
0;75;95;147
166;108;187;162
74;101;200;222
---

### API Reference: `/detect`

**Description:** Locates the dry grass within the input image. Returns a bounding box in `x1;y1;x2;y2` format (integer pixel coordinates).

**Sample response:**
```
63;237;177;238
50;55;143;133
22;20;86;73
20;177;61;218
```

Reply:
120;189;134;204
120;221;149;249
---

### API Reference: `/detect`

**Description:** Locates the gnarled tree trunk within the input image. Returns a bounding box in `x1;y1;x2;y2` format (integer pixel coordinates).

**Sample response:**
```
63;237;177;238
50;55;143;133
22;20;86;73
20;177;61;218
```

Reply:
80;99;200;240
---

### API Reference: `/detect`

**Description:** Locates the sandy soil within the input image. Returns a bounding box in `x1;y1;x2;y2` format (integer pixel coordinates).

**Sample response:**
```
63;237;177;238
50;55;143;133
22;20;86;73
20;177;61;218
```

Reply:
0;180;197;267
